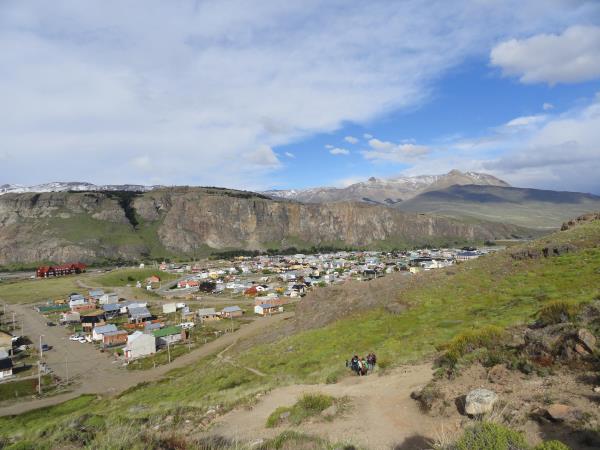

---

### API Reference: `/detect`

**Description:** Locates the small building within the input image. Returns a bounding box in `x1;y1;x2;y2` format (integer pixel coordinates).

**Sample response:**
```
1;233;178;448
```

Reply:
102;330;128;348
456;251;480;261
153;325;184;347
162;303;177;314
0;350;13;379
81;312;106;331
68;294;87;308
88;289;105;300
197;308;219;322
143;322;162;334
92;324;118;341
254;304;283;316
59;311;81;325
221;306;243;318
128;306;152;323
99;293;118;305
124;331;156;360
146;275;161;284
101;303;122;319
177;279;199;289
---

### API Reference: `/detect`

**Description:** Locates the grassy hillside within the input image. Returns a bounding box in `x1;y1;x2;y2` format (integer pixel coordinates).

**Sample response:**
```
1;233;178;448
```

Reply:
1;218;599;448
397;185;600;229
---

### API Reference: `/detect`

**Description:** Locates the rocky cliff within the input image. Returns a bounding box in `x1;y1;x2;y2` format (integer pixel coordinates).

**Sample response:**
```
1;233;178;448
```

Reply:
0;187;535;265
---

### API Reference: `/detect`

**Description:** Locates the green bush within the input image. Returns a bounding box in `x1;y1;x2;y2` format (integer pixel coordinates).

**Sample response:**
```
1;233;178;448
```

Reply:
266;393;334;428
537;301;580;325
452;422;528;450
438;325;506;368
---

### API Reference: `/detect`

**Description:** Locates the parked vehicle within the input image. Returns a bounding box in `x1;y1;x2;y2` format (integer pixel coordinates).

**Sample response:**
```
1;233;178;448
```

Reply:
41;344;52;351
77;337;87;343
46;321;56;327
180;322;195;329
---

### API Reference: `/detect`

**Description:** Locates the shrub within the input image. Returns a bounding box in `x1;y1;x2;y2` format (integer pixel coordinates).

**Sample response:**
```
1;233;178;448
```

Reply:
451;422;528;450
537;301;580;325
438;325;506;369
266;393;335;428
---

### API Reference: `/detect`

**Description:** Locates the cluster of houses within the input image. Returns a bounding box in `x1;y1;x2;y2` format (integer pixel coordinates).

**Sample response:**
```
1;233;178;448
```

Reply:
34;290;248;362
159;247;490;301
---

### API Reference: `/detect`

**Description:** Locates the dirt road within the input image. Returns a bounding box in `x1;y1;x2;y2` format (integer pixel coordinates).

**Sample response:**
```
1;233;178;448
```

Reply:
0;305;293;416
208;364;457;450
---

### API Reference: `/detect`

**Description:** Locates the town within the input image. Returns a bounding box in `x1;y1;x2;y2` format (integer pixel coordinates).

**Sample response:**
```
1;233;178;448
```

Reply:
0;246;492;401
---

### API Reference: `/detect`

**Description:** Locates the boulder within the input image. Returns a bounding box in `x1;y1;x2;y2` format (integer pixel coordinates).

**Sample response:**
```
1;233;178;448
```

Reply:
544;403;581;422
577;328;596;352
464;389;498;416
321;404;338;417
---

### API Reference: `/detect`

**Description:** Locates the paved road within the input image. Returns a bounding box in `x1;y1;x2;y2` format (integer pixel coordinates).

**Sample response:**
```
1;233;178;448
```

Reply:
0;305;293;416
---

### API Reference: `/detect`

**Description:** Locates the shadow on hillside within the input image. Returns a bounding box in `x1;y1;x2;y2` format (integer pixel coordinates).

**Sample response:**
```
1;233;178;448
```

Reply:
535;420;600;450
393;434;433;450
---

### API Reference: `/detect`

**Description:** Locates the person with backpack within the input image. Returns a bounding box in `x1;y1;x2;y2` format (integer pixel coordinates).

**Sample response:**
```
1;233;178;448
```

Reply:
360;357;368;376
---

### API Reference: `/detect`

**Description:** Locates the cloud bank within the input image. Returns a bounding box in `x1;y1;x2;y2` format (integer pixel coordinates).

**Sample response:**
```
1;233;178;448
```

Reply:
0;1;597;189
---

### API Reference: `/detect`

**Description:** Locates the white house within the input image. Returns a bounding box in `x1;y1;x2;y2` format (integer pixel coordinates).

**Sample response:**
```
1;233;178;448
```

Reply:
92;324;118;341
254;304;283;316
99;293;118;305
124;332;156;360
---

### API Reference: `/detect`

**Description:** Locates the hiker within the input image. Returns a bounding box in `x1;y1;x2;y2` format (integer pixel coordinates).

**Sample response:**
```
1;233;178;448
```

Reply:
367;353;377;371
360;357;368;376
350;355;360;375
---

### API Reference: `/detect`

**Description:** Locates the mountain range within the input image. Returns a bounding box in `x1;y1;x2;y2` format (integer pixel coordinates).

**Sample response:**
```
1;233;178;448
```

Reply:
1;171;600;265
261;170;510;204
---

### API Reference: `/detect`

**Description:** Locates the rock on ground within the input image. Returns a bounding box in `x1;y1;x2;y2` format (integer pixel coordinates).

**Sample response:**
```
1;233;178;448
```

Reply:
465;388;498;416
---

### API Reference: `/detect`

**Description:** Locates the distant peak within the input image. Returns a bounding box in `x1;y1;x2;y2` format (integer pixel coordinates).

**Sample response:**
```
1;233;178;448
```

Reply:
447;169;463;175
368;177;378;182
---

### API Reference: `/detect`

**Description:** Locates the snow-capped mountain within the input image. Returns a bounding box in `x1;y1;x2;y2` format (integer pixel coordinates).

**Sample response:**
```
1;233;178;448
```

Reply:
262;170;510;204
0;182;160;196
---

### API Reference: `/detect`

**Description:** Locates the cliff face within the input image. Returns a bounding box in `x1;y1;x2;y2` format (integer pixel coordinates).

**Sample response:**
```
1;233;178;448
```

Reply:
0;188;534;265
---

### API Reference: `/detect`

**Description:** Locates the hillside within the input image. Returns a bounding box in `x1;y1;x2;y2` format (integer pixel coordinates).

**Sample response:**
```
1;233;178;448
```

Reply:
0;213;598;449
263;169;509;204
0;187;535;266
396;185;600;229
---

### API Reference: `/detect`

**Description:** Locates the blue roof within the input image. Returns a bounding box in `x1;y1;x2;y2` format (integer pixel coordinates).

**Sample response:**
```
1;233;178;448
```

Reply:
94;324;118;334
222;306;242;312
258;304;274;308
102;303;121;312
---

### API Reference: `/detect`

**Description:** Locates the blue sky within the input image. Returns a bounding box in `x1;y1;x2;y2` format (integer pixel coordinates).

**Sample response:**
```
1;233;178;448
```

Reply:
1;1;600;193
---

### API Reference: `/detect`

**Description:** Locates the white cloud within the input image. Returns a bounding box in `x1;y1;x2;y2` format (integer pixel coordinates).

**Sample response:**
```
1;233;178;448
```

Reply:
490;25;600;84
505;114;547;128
0;1;596;188
363;133;373;139
330;147;350;155
284;151;295;158
325;144;334;149
543;102;554;111
344;136;359;144
399;95;600;193
362;138;430;162
245;145;281;168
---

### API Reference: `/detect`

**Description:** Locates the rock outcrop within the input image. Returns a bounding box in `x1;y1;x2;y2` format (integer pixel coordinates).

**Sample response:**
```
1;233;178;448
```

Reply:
0;187;535;265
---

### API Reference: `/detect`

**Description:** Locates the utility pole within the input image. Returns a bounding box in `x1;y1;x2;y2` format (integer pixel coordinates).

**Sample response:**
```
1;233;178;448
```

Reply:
65;356;69;384
39;335;44;359
167;341;171;364
12;312;15;331
37;361;42;395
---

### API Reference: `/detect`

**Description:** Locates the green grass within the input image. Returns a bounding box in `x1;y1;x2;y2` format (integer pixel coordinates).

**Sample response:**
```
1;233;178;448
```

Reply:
266;393;334;427
95;268;178;287
0;220;598;447
0;376;53;401
0;276;83;304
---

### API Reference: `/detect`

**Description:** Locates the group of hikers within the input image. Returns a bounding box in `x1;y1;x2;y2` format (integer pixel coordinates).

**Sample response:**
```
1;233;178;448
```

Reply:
346;353;377;376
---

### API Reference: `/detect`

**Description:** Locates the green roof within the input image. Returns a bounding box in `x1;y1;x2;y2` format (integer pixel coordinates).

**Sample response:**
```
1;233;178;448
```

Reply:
37;305;70;313
152;325;182;338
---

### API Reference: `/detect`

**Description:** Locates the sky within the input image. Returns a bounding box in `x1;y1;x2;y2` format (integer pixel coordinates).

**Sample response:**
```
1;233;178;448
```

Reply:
1;0;600;194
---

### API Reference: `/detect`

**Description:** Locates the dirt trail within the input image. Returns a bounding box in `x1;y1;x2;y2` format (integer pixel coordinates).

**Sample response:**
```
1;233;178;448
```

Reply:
209;364;459;450
0;306;292;416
